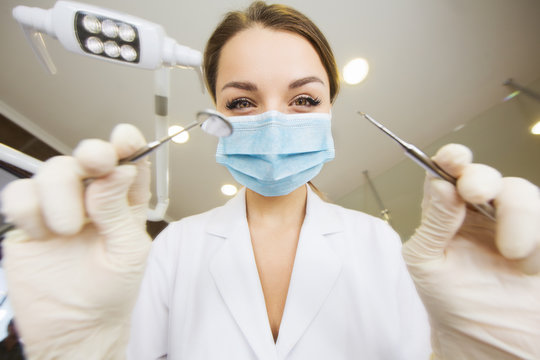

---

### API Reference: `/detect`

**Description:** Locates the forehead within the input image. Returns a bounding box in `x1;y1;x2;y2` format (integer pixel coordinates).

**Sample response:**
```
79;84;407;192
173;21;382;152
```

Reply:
216;26;329;89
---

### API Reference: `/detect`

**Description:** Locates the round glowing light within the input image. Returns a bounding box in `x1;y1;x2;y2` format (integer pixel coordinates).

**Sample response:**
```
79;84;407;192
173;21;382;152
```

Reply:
104;41;120;58
221;184;238;196
120;44;137;61
85;37;103;54
82;15;101;34
102;19;118;38
119;24;136;42
343;58;369;85
531;120;540;135
168;125;190;144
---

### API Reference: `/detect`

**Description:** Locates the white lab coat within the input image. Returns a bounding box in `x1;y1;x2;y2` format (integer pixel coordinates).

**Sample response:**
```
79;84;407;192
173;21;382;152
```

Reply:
127;186;431;359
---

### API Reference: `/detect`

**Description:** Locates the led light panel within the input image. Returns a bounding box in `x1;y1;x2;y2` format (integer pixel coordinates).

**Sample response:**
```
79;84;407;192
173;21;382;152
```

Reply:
75;11;140;63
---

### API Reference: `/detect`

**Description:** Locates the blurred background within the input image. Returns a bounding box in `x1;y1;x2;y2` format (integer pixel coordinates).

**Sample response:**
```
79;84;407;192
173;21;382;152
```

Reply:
0;0;539;239
0;0;539;346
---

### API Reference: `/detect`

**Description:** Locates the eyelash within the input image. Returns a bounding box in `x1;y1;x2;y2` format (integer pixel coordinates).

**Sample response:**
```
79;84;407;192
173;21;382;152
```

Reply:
225;95;322;110
291;95;321;107
226;97;252;110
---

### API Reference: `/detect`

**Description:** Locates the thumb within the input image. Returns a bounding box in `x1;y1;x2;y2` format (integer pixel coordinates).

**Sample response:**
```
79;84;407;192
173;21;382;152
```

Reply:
403;144;472;264
404;176;466;263
85;165;150;257
110;124;151;224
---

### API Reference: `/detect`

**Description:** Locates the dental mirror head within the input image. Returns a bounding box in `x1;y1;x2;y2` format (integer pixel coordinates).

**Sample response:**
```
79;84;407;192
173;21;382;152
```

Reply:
119;110;232;163
197;109;233;137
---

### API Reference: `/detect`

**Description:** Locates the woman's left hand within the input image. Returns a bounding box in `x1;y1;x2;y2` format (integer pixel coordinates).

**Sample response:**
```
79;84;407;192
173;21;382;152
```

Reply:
402;144;540;360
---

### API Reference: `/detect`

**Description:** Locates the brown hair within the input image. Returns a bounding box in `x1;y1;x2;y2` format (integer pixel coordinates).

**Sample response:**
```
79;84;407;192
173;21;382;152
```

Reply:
203;1;340;104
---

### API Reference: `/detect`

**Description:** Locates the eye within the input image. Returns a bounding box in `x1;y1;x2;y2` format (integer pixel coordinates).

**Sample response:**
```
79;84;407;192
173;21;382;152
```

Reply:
226;97;254;110
291;95;321;107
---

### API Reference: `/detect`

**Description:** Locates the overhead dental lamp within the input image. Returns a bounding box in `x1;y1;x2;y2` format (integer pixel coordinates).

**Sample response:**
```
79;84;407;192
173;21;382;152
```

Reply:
12;0;202;73
12;0;205;221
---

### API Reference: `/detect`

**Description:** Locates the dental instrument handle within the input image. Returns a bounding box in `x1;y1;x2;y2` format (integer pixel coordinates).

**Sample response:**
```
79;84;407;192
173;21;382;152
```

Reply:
403;144;496;221
358;112;496;221
404;144;457;184
119;120;199;163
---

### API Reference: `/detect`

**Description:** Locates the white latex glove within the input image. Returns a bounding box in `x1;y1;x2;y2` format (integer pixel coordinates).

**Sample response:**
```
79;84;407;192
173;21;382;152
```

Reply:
0;124;152;360
402;144;540;360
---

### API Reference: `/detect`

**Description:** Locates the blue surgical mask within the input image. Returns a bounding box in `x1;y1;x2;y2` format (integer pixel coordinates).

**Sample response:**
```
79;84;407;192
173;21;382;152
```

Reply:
216;110;335;197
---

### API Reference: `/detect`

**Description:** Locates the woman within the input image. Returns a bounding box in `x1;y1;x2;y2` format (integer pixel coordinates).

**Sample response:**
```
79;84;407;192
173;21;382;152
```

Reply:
2;2;539;359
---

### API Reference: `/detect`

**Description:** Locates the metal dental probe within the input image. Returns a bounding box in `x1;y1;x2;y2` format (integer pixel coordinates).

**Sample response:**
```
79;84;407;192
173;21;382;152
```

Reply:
358;112;496;221
118;120;200;164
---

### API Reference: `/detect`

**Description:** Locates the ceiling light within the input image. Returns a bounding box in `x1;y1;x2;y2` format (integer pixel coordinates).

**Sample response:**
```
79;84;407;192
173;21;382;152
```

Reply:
221;184;237;196
168;125;189;144
531;120;540;135
343;58;369;85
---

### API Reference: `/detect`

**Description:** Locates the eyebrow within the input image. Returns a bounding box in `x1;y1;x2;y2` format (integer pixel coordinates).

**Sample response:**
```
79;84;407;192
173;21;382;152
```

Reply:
220;76;325;93
289;76;325;89
221;81;258;92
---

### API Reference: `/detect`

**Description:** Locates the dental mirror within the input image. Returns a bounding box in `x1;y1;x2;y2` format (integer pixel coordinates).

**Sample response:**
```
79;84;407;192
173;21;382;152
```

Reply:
197;109;233;138
121;109;232;163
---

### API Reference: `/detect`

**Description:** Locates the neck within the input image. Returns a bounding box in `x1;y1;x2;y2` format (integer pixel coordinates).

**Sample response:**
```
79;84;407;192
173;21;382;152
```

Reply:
245;185;307;228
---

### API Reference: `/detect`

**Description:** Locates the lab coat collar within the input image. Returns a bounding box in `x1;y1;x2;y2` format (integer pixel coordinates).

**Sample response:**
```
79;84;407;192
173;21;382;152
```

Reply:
206;185;343;238
208;185;343;359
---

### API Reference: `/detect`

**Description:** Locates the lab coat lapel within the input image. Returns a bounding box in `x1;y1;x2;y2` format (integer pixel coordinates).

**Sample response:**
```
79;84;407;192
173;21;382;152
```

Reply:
208;189;277;359
276;186;343;358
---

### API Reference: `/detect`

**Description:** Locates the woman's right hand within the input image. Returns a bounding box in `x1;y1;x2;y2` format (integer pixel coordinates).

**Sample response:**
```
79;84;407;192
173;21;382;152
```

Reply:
0;124;152;360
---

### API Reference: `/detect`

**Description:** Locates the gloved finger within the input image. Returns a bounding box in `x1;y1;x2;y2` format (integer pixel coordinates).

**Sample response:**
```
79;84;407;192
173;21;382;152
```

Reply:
35;156;86;235
86;165;151;265
516;245;540;275
494;177;540;266
85;165;149;255
403;176;466;263
73;139;118;178
109;123;147;160
431;143;472;178
126;159;151;225
457;163;502;204
109;124;151;209
1;179;49;239
434;143;502;206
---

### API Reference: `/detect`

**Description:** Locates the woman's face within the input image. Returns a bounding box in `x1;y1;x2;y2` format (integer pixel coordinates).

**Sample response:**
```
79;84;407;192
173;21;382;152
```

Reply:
215;26;332;117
